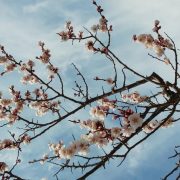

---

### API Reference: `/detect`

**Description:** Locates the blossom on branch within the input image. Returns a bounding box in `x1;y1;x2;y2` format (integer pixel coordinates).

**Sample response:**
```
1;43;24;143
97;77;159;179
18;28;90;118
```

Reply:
0;162;8;173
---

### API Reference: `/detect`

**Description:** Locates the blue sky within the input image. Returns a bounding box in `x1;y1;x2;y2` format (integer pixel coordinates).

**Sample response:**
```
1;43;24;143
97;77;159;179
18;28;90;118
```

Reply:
0;0;180;180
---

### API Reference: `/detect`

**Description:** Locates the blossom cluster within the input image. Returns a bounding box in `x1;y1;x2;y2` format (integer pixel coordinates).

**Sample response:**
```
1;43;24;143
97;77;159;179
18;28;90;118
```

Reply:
77;112;143;154
142;120;159;133
0;98;12;107
0;162;8;173
0;87;26;124
18;60;39;84
39;154;49;165
121;91;147;104
29;100;60;116
80;119;104;132
6;85;60;118
90;99;143;137
97;98;116;109
36;41;51;64
85;40;109;54
25;88;47;100
0;139;17;150
133;20;173;62
19;60;35;72
0;55;17;74
91;16;108;33
161;117;173;128
46;64;59;79
46;97;174;162
48;112;143;160
90;98;117;120
126;113;143;129
85;40;95;51
90;106;107;120
0;56;8;64
143;117;173;133
5;63;17;73
0;94;24;124
49;139;89;159
57;21;78;41
20;134;31;144
21;74;39;84
80;119;121;146
19;46;58;83
99;107;143;136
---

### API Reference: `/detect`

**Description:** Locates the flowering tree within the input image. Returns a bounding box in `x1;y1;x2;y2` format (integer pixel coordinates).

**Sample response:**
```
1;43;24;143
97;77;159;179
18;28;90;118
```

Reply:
0;1;179;179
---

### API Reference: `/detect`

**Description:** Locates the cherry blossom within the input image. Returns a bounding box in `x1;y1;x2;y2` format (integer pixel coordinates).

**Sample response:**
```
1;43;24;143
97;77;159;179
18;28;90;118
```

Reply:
128;113;143;130
0;162;8;173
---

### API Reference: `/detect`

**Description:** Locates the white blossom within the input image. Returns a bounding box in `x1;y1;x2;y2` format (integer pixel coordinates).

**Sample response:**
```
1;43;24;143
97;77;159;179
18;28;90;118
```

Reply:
111;127;122;138
128;113;143;130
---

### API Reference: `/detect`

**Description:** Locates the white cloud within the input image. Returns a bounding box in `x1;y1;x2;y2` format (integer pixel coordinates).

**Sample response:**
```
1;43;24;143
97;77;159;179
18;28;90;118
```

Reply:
23;1;49;13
